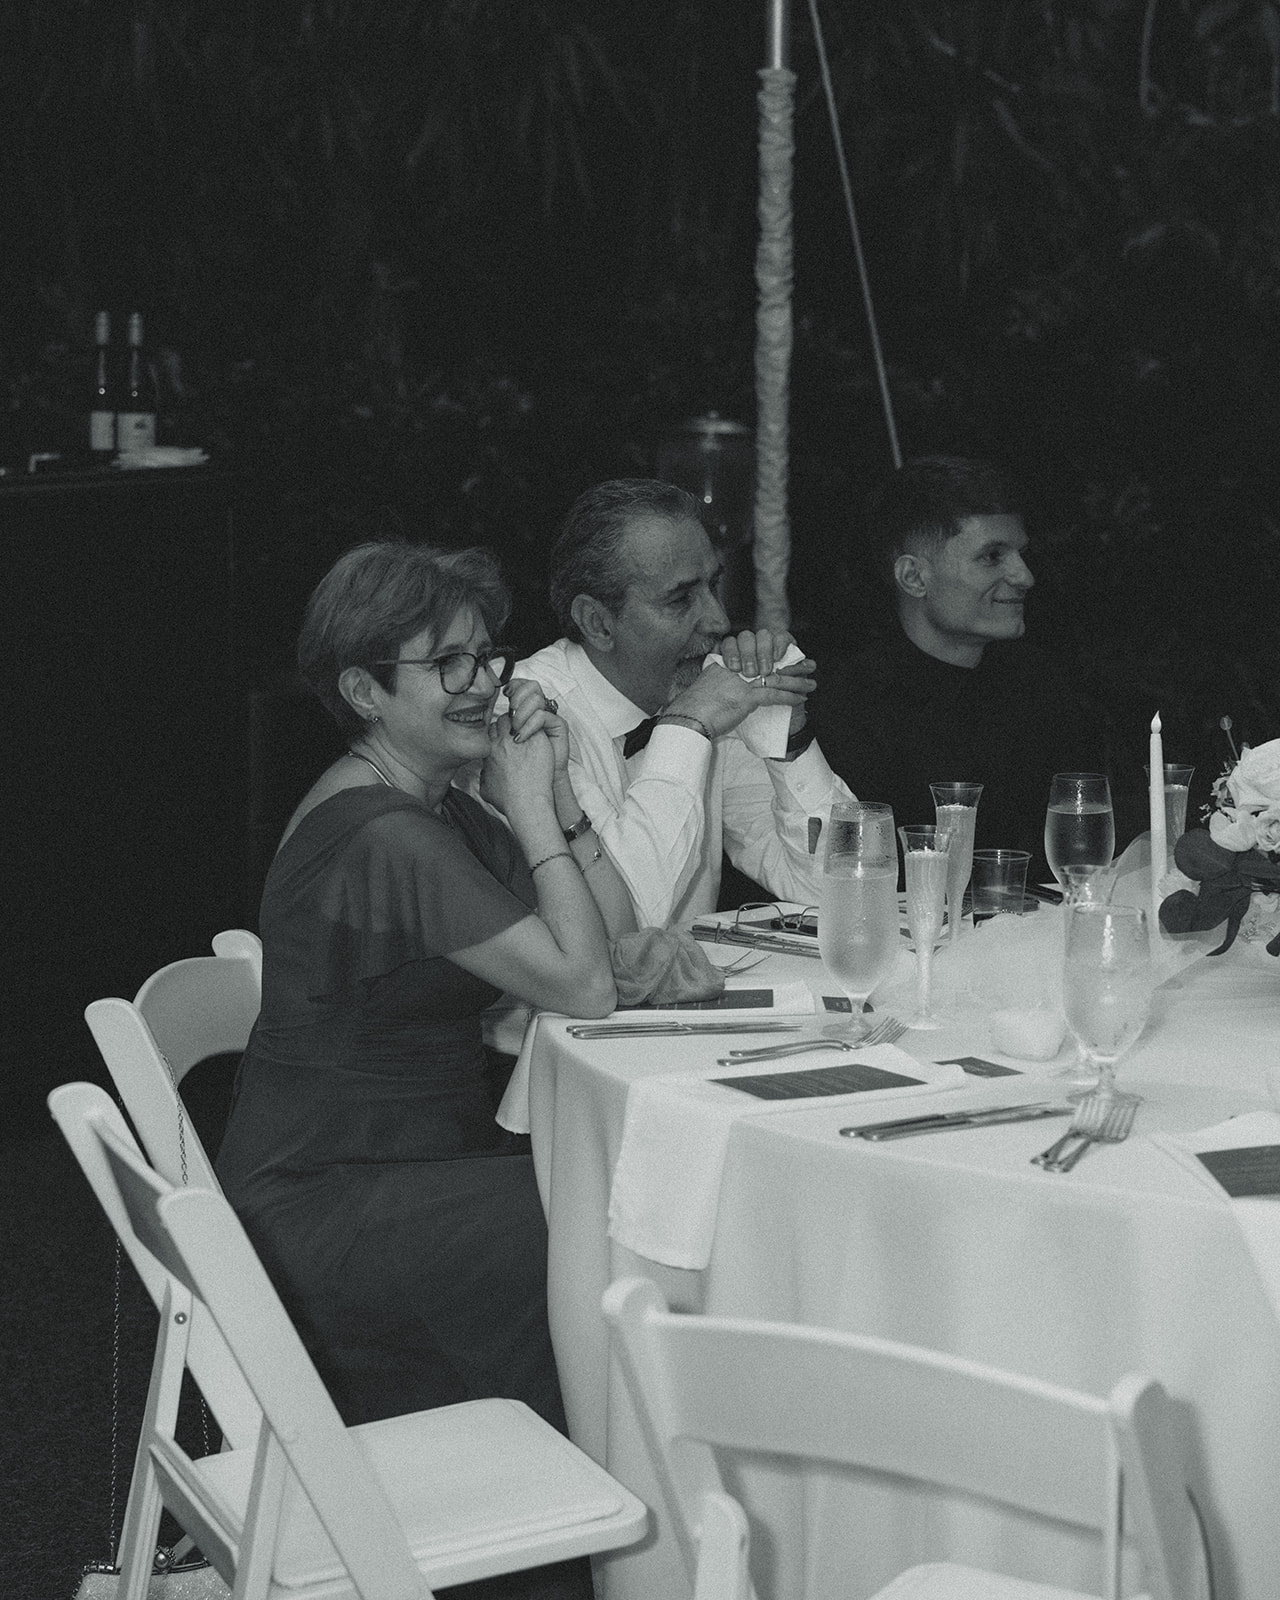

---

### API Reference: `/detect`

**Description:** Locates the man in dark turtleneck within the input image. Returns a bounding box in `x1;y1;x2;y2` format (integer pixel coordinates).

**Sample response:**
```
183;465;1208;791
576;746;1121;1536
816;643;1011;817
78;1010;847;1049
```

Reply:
819;456;1100;883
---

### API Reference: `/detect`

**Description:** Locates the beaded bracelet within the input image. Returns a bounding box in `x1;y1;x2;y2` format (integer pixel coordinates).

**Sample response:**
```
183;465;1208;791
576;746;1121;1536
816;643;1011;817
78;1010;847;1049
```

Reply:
529;850;574;873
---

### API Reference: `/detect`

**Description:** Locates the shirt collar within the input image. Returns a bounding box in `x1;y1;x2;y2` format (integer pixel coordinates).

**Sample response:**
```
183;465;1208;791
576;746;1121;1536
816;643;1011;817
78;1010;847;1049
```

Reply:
568;642;651;741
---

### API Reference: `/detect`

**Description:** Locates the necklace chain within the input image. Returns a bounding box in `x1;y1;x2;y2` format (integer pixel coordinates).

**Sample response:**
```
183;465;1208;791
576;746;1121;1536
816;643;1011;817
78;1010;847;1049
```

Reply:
348;748;397;789
347;747;451;824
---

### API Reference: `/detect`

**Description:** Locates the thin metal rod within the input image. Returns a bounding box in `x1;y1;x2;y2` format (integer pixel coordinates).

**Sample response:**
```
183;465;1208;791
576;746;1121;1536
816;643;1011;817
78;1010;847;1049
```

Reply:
807;0;901;468
766;0;791;71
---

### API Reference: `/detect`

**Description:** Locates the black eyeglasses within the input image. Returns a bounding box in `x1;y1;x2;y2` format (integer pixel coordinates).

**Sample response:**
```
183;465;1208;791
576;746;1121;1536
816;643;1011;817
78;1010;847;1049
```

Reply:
373;646;513;696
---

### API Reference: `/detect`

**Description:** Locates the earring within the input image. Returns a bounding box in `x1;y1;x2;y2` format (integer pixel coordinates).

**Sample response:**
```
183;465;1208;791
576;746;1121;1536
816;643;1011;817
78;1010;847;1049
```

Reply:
367;714;380;725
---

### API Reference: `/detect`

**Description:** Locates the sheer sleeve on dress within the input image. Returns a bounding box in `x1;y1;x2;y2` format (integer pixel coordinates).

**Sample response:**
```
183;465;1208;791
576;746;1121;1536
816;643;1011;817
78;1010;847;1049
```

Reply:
309;793;534;995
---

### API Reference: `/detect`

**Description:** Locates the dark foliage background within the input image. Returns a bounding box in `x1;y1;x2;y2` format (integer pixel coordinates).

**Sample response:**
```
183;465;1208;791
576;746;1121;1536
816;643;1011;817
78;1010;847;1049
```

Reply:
3;0;1279;807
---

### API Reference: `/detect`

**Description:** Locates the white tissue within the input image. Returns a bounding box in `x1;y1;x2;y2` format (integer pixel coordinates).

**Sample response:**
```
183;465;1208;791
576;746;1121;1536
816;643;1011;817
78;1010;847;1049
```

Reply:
702;641;806;759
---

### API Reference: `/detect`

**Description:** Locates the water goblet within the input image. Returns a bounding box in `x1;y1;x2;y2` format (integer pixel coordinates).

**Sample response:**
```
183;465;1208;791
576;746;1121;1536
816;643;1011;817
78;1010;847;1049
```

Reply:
930;781;983;948
1045;773;1115;892
1060;863;1116;906
898;824;952;1029
818;802;899;1028
1061;902;1152;1105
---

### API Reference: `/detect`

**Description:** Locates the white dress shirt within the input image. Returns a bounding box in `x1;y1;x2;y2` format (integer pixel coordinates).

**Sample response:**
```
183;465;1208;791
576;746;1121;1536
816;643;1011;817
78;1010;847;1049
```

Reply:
514;638;856;928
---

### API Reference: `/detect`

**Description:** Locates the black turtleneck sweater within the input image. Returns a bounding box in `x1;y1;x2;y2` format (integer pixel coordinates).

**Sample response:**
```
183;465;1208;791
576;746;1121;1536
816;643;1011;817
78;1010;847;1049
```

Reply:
817;630;1104;884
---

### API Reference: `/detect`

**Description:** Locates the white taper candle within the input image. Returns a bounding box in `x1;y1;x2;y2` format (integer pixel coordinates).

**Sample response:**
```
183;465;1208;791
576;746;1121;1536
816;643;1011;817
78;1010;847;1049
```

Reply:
1149;711;1166;933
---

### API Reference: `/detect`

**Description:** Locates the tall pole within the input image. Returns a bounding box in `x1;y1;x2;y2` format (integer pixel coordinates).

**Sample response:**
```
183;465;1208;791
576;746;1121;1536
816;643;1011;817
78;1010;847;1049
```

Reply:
753;0;795;630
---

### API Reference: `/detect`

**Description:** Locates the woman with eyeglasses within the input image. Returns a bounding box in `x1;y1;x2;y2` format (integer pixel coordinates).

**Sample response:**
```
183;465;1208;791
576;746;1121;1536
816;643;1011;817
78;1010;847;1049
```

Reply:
217;540;633;1572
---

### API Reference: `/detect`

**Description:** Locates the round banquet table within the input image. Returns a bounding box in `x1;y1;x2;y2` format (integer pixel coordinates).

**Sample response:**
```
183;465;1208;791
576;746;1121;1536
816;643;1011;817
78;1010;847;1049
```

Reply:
523;912;1280;1600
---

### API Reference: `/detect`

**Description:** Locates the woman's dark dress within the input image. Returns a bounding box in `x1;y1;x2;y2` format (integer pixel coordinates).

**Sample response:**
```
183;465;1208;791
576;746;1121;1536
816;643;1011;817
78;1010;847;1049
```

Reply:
216;784;567;1435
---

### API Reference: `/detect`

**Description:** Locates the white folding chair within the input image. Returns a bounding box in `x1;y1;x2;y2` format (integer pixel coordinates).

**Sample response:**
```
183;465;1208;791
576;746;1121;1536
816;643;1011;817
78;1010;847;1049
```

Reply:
85;928;263;1192
604;1276;1209;1600
51;1082;648;1600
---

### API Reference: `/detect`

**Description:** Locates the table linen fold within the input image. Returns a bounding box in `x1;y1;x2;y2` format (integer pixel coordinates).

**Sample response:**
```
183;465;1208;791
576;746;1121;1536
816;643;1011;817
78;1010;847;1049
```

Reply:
608;1045;965;1269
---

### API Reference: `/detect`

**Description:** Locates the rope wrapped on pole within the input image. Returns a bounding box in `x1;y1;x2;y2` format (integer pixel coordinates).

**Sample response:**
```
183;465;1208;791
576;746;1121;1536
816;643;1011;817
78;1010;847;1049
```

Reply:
753;65;795;632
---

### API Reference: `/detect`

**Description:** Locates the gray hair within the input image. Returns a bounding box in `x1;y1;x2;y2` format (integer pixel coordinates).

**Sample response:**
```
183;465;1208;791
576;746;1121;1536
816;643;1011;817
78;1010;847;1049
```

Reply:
548;478;702;641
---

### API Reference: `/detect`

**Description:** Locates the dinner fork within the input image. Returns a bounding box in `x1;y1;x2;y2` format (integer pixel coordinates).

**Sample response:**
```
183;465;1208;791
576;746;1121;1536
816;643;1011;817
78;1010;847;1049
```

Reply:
717;1013;908;1065
1051;1097;1138;1173
1031;1093;1108;1170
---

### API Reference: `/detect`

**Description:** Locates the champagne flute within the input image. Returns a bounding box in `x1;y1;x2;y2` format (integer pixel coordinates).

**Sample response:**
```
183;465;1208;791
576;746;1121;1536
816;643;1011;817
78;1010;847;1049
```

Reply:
930;781;983;948
818;802;899;1029
1143;761;1196;877
898;824;952;1029
1062;902;1152;1105
1044;773;1115;891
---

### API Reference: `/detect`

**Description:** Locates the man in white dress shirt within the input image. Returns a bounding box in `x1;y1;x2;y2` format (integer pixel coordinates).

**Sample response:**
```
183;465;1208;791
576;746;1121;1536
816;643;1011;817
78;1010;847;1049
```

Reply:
514;478;855;928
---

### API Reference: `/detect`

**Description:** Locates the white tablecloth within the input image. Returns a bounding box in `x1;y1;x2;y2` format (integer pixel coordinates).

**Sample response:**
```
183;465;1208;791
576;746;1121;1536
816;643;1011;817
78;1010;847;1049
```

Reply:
528;916;1280;1600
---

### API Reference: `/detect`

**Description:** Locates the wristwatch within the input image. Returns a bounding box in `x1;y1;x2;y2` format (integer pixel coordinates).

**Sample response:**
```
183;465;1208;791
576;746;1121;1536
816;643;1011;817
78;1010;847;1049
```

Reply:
562;811;593;843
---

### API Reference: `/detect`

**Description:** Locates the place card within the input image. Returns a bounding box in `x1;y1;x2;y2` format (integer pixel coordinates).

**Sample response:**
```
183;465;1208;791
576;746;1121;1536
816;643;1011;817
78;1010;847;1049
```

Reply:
713;1061;926;1099
939;1055;1023;1078
1195;1146;1280;1199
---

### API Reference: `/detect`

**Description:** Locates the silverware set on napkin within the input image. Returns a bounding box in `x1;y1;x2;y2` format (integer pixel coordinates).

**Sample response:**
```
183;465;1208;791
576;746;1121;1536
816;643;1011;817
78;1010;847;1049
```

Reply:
566;1020;802;1040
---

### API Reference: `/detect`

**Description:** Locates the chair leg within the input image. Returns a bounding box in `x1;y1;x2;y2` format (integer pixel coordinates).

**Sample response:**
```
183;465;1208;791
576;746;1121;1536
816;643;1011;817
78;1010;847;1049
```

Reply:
693;1492;753;1600
117;1285;193;1600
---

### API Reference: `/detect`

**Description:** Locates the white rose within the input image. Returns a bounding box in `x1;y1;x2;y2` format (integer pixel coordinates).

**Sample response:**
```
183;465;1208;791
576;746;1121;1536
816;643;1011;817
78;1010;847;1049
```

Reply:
1254;803;1280;854
1227;738;1280;809
1209;806;1259;851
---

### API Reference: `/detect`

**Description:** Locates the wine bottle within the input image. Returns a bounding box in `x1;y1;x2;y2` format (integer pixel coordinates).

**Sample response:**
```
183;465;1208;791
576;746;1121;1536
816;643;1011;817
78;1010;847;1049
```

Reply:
89;310;115;457
117;311;157;452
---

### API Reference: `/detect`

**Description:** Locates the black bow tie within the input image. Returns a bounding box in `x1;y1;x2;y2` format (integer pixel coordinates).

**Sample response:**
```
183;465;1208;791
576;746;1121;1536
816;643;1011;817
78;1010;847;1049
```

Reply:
622;716;659;759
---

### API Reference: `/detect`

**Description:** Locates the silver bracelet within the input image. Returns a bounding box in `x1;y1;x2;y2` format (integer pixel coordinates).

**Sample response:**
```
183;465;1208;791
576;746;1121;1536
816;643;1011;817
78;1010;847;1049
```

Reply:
529;851;574;874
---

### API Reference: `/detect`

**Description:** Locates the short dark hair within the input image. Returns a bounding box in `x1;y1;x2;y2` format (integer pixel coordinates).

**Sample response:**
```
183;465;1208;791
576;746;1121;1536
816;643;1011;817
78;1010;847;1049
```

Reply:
297;539;511;738
864;456;1020;587
548;478;702;641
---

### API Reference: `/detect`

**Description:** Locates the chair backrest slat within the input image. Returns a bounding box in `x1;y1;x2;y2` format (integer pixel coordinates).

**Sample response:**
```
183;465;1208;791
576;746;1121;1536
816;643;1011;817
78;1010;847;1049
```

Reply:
604;1276;1200;1600
85;928;263;1193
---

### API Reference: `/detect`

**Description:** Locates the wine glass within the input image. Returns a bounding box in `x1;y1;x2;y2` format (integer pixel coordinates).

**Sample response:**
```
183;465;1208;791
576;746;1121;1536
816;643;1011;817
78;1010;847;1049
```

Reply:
930;781;983;948
1045;773;1115;892
818;802;899;1030
1061;902;1152;1104
898;824;952;1029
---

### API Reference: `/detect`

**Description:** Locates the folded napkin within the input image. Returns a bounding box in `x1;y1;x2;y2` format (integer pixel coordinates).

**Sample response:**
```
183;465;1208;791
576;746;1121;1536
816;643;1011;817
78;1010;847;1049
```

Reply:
1150;1110;1280;1323
608;1046;965;1270
702;641;805;759
494;978;820;1136
114;445;209;469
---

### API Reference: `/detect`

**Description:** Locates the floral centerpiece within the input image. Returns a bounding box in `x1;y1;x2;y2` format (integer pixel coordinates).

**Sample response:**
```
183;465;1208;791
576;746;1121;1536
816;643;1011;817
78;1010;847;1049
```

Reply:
1159;737;1280;956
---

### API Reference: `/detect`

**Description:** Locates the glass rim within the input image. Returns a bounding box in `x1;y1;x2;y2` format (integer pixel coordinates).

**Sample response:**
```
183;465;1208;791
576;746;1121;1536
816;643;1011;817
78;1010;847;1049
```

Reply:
1049;771;1108;782
971;848;1030;863
1066;900;1146;921
898;823;953;844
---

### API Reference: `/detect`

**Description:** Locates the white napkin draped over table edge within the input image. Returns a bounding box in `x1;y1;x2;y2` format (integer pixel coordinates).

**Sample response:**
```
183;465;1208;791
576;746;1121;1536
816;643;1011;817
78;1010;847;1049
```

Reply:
495;977;819;1136
1150;1110;1280;1325
607;1046;966;1271
702;641;805;760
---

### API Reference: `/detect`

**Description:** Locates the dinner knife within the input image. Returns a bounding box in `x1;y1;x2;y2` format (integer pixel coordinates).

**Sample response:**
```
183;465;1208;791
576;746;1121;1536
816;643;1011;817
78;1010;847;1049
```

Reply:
841;1102;1075;1141
566;1021;802;1039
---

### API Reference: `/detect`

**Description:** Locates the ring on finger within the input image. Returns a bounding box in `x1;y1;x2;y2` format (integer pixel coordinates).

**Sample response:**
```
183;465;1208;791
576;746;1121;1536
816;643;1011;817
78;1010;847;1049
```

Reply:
545;698;559;714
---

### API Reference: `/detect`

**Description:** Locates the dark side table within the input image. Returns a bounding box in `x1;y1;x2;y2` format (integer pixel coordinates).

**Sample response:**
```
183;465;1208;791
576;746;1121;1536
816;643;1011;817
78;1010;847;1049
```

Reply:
2;464;250;1128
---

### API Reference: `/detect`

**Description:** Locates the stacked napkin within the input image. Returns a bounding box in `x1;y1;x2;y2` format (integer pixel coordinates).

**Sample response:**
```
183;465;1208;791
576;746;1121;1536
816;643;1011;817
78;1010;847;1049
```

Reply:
608;1046;965;1270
